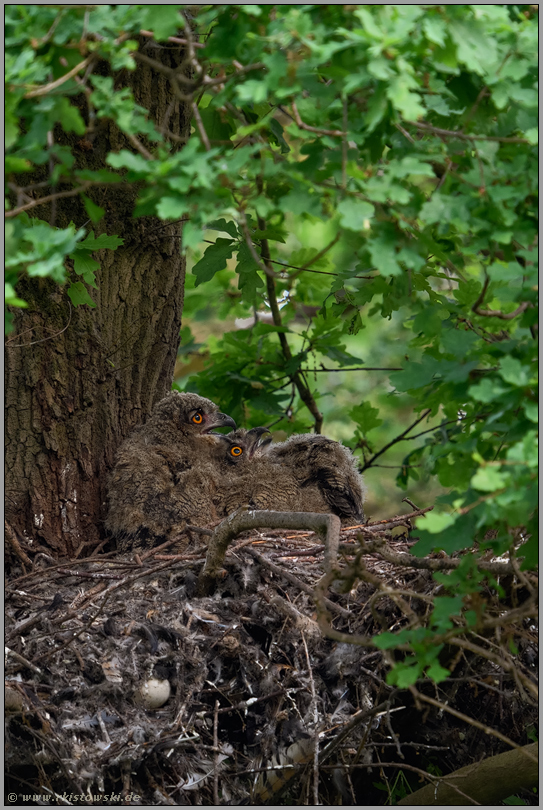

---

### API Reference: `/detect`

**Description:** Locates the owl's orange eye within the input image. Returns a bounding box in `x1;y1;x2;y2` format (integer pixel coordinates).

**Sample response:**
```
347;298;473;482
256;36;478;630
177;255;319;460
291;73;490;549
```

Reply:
230;446;243;457
191;411;204;425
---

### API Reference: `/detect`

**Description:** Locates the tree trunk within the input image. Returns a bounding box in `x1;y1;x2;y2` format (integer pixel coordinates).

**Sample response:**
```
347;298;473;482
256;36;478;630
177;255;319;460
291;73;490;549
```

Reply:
5;41;192;565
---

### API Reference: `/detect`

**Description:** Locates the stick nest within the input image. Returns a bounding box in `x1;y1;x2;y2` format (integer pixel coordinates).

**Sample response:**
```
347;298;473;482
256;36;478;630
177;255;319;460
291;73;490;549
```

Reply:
5;511;538;806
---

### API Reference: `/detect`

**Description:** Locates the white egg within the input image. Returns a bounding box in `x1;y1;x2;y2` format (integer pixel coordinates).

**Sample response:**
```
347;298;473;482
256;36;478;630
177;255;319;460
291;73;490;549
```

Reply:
135;678;171;709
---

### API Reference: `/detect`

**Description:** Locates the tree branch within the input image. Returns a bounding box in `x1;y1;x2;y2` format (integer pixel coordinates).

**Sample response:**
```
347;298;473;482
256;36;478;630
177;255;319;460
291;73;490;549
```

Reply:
191;101;211;150
23;55;95;98
237;212;279;278
139;28;206;49
5;183;94;217
472;277;532;320
291;101;346;138
197;509;341;596
354;534;515;577
360;409;432;471
404;119;530;144
407;687;538;762
316;365;403;372
255;214;324;432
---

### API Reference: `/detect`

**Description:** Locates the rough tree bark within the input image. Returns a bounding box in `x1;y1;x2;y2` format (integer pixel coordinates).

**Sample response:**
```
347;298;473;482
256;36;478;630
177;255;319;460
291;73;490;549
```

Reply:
5;40;192;564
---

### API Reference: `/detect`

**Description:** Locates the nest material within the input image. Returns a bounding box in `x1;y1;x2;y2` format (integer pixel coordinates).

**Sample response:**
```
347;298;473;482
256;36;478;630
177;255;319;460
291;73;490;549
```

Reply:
5;517;538;806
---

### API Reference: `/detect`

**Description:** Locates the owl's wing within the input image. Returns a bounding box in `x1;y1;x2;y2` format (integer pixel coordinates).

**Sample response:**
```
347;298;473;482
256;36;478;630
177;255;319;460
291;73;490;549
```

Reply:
302;467;364;521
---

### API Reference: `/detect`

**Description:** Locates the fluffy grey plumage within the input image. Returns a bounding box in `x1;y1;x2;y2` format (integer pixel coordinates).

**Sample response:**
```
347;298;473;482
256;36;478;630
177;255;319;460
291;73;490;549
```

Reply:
268;434;366;524
210;427;301;516
106;392;236;552
216;429;366;524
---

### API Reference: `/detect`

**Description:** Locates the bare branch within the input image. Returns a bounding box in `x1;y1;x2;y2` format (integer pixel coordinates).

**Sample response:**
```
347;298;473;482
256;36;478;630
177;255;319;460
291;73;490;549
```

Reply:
139;28;206;49
5;183;91;217
191;101;211;151
404;119;530;144
23;55;95;98
291;101;346;138
125;131;154;161
472;274;532;320
246;547;350;618
354;534;515;577
360;409;432;471
197;509;341;596
408;686;538;761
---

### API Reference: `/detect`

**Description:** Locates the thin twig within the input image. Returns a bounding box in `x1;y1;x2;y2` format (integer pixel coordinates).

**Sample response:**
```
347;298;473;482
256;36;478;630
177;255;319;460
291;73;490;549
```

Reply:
463;85;489;126
394;121;416;144
315;365;403;372
139;28;206;49
360;409;432;471
408;686;538;761
341;94;348;190
213;700;220;806
33;590;112;663
125;131;154;161
24;56;95;98
291;101;346;138
247;547;350;618
5;647;43;676
192;101;211;151
289;232;342;279
263;254;324;432
36;11;63;46
404;120;530;144
301;632;320;806
5;301;73;349
473;143;486;193
319;697;400;763
5;183;92;217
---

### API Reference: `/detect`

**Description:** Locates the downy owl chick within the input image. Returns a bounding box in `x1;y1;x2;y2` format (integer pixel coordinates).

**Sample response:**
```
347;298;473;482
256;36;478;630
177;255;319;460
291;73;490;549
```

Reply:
212;427;305;516
106;392;236;552
268;434;366;524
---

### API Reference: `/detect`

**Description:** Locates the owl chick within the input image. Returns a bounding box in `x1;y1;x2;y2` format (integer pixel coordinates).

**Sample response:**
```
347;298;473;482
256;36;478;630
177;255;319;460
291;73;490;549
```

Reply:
212;427;304;516
106;392;236;552
209;427;281;516
268;434;366;524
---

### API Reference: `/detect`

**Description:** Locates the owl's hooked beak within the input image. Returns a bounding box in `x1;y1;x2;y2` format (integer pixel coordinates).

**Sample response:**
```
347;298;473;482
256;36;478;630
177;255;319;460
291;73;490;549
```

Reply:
203;411;237;433
245;426;272;458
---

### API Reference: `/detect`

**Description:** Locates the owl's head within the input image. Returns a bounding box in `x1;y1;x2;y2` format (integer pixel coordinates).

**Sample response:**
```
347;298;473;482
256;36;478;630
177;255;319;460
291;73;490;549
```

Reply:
150;392;236;436
215;426;272;465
